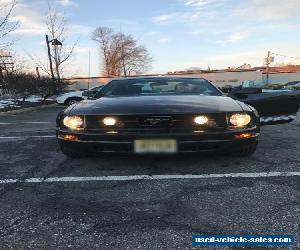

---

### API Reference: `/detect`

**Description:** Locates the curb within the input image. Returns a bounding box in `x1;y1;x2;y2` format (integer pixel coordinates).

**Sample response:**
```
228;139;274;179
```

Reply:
260;114;296;124
294;108;300;126
0;103;59;116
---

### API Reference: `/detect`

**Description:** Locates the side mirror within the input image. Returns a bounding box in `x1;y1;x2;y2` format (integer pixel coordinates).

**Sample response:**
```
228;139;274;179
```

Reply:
220;85;233;93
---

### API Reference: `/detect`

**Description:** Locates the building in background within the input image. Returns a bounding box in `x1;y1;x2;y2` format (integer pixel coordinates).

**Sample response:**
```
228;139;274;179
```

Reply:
63;67;300;91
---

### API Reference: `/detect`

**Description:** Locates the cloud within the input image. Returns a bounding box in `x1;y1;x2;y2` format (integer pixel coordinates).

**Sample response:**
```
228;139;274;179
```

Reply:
151;0;300;46
183;0;300;23
68;24;95;35
236;0;300;21
152;14;177;23
226;32;248;43
10;3;46;35
158;37;170;43
56;0;78;7
146;31;159;36
207;51;263;66
10;2;91;36
184;0;222;9
224;31;250;44
39;40;46;46
151;0;223;25
73;46;97;53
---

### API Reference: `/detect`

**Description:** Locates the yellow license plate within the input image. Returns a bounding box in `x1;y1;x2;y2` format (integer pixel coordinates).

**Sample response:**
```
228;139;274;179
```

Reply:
134;139;177;153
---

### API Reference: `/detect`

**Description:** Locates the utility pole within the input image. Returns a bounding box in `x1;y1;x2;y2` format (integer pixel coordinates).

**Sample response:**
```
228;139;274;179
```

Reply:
0;66;3;84
0;55;14;80
87;50;91;99
36;67;40;79
121;34;127;77
53;44;61;82
266;51;271;85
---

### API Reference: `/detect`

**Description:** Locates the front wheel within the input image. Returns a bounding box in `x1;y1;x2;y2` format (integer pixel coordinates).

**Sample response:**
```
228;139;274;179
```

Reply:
230;141;258;157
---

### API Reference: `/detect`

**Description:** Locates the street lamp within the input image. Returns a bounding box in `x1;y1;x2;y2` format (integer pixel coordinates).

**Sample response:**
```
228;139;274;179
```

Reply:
50;38;63;82
45;35;62;94
50;38;62;46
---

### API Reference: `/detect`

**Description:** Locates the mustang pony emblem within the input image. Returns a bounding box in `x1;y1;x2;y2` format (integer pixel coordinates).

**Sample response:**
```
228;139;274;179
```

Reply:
143;117;172;126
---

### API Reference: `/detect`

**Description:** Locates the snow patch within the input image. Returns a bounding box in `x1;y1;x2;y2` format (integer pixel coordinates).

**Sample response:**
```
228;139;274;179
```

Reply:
17;95;43;103
0;100;15;109
0;95;55;110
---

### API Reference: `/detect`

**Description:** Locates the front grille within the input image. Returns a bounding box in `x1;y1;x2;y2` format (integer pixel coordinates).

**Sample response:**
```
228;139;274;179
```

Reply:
85;114;228;131
138;115;174;128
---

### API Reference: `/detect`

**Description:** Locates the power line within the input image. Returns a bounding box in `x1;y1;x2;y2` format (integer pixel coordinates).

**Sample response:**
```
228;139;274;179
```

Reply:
270;52;300;61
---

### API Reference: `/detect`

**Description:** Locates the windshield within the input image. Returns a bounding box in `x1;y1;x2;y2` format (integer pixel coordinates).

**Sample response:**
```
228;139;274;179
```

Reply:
97;78;222;97
90;86;103;91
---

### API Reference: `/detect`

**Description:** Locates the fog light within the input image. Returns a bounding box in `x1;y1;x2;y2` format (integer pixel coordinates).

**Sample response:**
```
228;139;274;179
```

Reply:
235;132;254;139
103;117;117;126
194;115;209;125
62;134;78;141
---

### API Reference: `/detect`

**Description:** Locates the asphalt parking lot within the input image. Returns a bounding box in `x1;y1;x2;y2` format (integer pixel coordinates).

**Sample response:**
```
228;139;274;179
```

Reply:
0;105;299;250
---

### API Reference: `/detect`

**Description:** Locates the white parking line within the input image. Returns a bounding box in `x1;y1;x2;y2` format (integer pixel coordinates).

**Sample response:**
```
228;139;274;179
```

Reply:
0;136;55;139
0;171;299;184
0;122;53;125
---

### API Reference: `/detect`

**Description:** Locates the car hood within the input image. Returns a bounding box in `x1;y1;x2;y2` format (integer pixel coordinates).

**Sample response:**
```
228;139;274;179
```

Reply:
62;91;83;98
68;95;245;115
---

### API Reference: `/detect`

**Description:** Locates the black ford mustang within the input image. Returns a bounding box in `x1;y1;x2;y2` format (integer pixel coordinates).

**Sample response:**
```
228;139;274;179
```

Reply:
56;77;261;157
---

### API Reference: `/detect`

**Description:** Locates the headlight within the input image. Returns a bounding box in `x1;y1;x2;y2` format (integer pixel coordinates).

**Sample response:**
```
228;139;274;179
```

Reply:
63;116;84;130
194;115;209;125
103;117;117;126
229;113;251;127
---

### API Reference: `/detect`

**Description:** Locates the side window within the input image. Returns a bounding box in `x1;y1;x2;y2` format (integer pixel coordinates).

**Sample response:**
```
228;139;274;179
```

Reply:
141;83;152;91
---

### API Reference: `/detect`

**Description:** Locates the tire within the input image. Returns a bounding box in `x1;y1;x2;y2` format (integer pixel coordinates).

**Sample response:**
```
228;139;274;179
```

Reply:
60;144;88;158
230;141;258;157
65;97;83;106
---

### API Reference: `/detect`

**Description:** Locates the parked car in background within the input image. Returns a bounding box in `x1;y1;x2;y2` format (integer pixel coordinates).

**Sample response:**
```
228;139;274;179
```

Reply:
241;80;300;91
226;83;300;122
56;85;104;106
283;81;300;90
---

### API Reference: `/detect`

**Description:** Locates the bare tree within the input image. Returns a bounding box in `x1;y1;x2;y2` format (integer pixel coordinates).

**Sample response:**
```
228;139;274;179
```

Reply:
92;27;152;77
46;5;76;81
91;27;119;76
27;5;76;79
118;33;152;76
4;72;56;102
0;0;18;50
26;4;76;94
0;0;18;83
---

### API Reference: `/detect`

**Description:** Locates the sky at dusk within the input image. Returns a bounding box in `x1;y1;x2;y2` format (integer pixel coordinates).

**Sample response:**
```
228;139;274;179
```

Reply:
8;0;300;77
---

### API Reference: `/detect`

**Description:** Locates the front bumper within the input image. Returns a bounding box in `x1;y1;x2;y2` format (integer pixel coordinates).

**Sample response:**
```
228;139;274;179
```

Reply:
57;127;260;154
